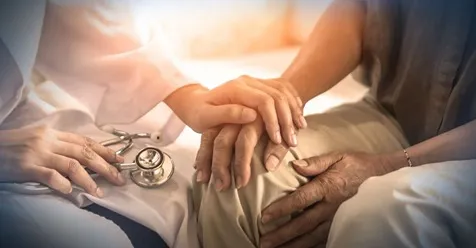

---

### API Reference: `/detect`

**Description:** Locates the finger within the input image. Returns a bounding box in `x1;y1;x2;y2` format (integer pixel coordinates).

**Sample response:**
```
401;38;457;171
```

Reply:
245;78;297;147
261;207;327;248
56;132;124;163
263;139;289;172
233;120;264;189
42;154;104;197
262;180;325;224
53;141;125;186
263;79;307;129
199;104;257;130
291;153;344;176
212;125;241;191
279;221;332;248
195;127;221;183
211;80;281;144
28;166;72;195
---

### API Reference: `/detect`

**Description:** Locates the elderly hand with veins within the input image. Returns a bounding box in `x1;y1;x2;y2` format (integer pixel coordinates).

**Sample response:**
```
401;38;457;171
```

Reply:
259;151;407;248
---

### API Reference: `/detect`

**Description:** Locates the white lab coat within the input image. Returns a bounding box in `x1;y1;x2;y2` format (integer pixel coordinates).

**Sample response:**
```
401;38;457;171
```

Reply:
0;1;199;247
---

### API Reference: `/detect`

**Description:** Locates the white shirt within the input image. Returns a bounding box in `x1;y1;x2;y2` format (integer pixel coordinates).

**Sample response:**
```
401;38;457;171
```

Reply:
0;1;200;247
0;0;190;141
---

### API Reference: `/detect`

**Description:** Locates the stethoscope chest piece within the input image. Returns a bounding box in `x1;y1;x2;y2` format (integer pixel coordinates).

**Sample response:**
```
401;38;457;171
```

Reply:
129;147;174;188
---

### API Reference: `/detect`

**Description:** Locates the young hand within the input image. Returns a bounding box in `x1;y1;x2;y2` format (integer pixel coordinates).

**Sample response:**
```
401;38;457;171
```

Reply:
0;125;126;197
165;76;307;146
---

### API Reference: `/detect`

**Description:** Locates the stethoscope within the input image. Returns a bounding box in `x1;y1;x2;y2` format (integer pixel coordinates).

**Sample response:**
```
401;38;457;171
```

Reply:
0;127;175;195
98;126;175;188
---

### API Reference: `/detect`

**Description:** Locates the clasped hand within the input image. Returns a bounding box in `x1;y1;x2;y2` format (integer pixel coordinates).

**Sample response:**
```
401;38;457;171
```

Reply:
193;76;304;189
194;75;407;247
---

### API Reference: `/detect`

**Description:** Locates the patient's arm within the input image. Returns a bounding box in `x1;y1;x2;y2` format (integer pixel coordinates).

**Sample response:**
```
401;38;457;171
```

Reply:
195;0;367;191
283;0;366;103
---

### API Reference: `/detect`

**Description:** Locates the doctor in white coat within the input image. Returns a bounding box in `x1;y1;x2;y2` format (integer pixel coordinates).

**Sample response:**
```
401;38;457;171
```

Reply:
0;1;305;248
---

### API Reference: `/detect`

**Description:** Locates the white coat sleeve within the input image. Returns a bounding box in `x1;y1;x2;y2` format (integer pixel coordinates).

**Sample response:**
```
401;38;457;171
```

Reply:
34;1;193;128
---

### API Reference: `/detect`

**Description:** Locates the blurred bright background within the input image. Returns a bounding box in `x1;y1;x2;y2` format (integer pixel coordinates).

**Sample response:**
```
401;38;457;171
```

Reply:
33;0;368;145
129;0;367;116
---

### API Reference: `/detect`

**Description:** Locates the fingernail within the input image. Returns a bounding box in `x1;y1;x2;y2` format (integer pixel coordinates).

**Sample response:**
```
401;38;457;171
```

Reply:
215;178;223;191
296;97;303;108
117;172;126;184
290;133;298;147
235;176;243;189
274;130;282;144
96;187;104;198
261;214;272;224
65;187;73;194
292;160;309;167
265;155;280;171
196;170;204;183
299;115;308;129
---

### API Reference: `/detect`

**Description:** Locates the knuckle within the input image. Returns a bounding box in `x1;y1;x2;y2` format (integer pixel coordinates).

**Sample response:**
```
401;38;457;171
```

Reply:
67;159;81;175
83;136;96;147
107;148;117;160
213;135;233;150
32;125;49;136
274;83;286;92
261;97;274;107
194;154;208;170
211;163;228;177
273;92;286;103
236;130;256;150
81;145;96;160
201;129;219;144
43;170;59;185
229;107;244;119
293;190;310;208
233;156;245;170
25;137;43;150
106;164;118;177
287;123;296;132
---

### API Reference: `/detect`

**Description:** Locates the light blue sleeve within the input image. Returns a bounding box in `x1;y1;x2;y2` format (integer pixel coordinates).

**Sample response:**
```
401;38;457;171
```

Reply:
0;0;46;124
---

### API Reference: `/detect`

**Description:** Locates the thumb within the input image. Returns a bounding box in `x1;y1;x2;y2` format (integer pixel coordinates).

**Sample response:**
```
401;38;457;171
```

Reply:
264;140;289;172
292;152;344;176
198;105;257;130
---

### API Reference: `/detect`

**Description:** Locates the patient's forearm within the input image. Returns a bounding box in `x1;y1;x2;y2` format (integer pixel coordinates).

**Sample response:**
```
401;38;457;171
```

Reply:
391;120;476;169
282;0;366;103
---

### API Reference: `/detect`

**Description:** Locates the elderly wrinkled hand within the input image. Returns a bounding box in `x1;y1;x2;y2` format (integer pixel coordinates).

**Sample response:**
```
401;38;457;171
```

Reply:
259;152;405;248
0;125;126;197
194;117;294;191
